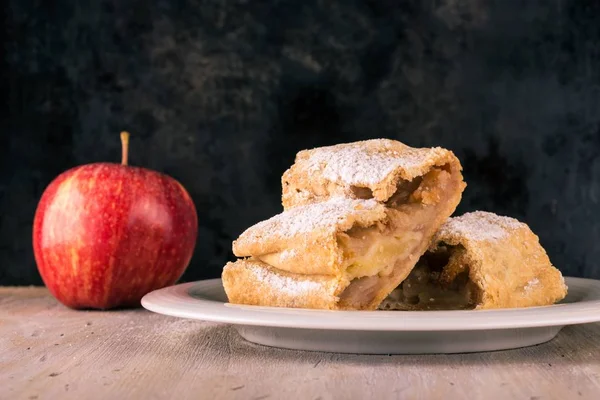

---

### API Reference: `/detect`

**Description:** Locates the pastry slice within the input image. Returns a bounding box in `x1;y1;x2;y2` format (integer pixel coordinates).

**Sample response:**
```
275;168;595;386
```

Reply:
224;197;402;310
379;212;568;311
223;150;463;310
282;138;465;210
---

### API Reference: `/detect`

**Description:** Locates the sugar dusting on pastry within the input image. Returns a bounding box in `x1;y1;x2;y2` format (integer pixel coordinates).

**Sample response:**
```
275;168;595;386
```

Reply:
247;262;328;297
279;248;297;261
237;197;384;241
297;139;449;185
437;211;526;242
524;278;540;293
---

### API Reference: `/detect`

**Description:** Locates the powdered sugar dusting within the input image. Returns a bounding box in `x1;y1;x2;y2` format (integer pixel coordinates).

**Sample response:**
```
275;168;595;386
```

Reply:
279;248;297;261
300;139;443;185
524;278;540;293
438;211;526;242
239;197;382;241
248;262;327;297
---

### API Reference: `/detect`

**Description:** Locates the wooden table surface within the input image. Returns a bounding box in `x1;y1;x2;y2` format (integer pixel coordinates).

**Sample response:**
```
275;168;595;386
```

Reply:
1;287;599;400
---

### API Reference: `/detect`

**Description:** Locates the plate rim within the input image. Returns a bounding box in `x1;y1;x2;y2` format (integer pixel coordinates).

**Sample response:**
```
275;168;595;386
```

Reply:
141;276;600;331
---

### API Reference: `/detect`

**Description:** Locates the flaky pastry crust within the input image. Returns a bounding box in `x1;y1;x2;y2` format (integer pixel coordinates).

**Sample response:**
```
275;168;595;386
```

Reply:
222;259;347;310
282;138;463;209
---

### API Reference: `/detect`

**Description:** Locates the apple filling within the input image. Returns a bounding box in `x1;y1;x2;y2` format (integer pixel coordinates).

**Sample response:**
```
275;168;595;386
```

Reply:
379;245;481;310
337;166;461;309
338;225;422;281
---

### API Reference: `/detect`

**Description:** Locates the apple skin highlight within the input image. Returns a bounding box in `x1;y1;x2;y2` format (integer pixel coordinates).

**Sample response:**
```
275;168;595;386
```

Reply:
32;134;198;309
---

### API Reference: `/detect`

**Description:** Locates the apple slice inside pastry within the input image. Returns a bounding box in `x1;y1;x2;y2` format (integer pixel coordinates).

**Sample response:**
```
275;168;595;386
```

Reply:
379;212;568;311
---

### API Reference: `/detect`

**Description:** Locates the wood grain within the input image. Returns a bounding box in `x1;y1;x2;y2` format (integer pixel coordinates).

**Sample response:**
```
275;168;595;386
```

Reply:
1;287;599;400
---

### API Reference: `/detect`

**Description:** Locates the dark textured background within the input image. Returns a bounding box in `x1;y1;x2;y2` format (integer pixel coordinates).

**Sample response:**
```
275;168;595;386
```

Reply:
2;0;600;285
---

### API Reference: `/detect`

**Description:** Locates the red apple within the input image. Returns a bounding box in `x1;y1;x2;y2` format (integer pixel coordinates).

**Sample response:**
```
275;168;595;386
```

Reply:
33;132;198;309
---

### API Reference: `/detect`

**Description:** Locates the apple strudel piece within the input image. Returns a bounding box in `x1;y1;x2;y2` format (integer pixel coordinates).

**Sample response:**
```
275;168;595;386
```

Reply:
224;145;464;310
379;211;568;311
281;138;465;210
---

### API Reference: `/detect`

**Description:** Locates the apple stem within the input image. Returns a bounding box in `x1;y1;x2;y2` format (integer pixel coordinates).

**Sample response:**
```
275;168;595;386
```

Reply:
120;131;130;166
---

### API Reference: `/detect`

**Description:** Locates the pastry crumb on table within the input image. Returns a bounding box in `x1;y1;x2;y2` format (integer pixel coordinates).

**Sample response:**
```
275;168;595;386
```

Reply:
1;287;599;400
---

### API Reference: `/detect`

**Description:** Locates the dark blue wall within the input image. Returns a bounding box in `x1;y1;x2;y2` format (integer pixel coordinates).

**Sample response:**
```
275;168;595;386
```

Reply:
2;0;600;284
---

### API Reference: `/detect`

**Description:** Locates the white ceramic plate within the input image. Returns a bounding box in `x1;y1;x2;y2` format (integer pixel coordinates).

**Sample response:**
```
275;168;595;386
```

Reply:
141;277;600;354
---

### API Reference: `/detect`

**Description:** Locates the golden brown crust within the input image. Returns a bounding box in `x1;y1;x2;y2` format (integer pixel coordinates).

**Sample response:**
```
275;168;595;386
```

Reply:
282;138;463;209
222;259;347;310
232;197;387;276
432;211;567;309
